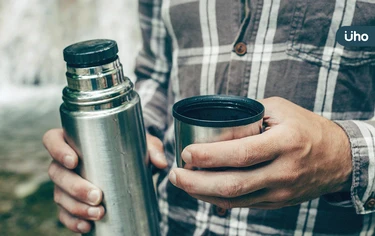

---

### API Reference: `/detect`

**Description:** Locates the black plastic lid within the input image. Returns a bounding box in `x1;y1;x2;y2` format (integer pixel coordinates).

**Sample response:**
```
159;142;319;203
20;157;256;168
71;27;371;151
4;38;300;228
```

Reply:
63;39;118;67
172;95;264;128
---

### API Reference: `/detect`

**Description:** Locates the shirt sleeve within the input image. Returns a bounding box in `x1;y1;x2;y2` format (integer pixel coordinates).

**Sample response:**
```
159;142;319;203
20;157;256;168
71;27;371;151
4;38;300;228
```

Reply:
134;0;172;141
335;120;375;214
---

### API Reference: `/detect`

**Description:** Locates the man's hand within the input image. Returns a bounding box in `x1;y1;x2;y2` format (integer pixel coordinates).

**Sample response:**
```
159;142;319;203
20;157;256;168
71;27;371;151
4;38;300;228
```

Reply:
168;97;352;209
43;130;167;234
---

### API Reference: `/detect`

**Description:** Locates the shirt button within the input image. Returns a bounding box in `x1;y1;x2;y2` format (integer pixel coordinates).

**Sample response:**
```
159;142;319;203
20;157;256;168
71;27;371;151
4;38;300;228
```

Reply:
214;206;229;217
234;42;247;56
365;198;375;209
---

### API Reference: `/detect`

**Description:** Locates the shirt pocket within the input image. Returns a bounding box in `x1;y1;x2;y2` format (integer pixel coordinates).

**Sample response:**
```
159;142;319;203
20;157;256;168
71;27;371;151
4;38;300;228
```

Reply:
285;0;375;70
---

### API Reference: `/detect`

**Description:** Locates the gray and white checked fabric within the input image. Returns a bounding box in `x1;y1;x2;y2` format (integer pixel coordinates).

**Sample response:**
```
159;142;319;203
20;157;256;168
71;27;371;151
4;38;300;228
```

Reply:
134;0;375;235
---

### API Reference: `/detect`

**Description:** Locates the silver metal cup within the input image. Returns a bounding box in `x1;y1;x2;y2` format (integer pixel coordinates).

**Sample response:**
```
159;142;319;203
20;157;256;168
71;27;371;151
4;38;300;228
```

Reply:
173;95;264;168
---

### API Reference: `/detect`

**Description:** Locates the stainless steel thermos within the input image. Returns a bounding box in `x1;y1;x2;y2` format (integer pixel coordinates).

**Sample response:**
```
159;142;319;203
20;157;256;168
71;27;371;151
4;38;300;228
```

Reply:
60;39;160;236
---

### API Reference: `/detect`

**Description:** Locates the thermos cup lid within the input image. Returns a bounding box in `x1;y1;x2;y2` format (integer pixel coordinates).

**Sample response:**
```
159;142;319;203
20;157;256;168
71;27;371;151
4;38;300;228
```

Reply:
172;95;264;128
63;39;118;67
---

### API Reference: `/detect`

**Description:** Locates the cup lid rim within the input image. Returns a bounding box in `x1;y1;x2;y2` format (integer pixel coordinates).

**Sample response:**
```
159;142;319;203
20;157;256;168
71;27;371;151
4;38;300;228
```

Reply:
172;95;264;128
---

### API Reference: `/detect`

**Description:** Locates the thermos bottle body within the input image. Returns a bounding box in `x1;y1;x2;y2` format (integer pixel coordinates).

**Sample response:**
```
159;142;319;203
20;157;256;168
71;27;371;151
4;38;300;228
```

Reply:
59;39;160;236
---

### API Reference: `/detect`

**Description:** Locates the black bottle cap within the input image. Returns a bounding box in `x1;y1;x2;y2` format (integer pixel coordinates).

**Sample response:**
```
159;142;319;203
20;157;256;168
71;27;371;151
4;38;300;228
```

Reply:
63;39;119;67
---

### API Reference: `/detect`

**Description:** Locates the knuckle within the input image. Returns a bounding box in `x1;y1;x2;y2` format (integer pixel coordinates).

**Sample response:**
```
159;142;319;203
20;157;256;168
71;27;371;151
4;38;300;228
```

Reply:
278;171;298;184
275;190;294;202
69;205;85;217
58;208;81;233
285;169;300;183
42;131;50;145
58;213;64;224
178;178;196;194
284;130;306;151
276;163;300;183
239;140;265;166
219;178;243;197
70;181;88;200
58;209;67;225
186;145;210;165
48;162;59;181
54;187;61;204
236;151;251;167
43;129;54;140
43;128;60;145
217;199;233;209
196;149;210;164
293;132;306;146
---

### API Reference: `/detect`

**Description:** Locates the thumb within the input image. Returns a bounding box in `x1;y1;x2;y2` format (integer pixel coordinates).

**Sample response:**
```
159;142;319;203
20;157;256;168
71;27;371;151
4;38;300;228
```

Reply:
146;133;168;169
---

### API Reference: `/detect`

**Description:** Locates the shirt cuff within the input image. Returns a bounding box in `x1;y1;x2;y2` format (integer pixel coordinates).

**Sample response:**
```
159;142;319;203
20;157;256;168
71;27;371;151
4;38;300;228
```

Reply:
335;120;375;214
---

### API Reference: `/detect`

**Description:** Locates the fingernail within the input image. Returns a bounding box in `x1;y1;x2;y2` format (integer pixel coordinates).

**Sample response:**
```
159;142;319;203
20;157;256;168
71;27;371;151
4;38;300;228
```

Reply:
169;170;177;185
181;149;192;164
77;221;89;233
88;207;100;218
88;190;101;204
64;155;75;169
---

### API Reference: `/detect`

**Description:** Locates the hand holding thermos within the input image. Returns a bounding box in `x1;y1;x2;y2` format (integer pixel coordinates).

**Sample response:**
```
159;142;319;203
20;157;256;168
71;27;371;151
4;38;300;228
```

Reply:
44;40;166;235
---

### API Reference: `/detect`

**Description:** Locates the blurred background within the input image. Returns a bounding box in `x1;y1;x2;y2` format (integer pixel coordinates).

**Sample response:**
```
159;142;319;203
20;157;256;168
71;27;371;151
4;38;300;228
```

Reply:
0;0;141;235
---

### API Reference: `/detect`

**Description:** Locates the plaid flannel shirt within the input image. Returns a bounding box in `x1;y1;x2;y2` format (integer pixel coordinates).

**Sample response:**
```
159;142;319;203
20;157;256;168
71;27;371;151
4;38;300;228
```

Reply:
134;0;375;235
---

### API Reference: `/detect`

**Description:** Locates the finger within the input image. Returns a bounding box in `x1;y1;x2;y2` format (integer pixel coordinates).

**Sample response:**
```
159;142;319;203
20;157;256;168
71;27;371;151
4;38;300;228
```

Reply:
58;207;92;234
146;133;168;169
54;186;105;221
168;167;272;198
246;202;288;210
181;127;282;168
190;187;295;209
48;161;102;205
43;129;78;169
189;189;268;209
